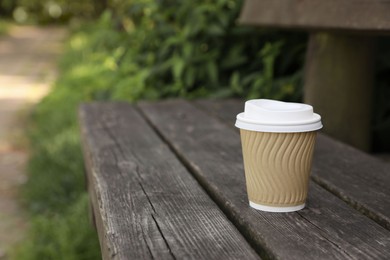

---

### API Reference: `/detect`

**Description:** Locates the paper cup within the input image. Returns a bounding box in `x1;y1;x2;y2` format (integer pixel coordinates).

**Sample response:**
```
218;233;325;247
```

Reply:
236;99;322;212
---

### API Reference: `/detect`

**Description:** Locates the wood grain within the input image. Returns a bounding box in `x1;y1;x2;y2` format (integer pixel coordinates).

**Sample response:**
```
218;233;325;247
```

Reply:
195;99;245;127
79;103;260;260
139;99;390;260
304;33;374;151
194;99;390;230
239;0;390;33
313;134;390;230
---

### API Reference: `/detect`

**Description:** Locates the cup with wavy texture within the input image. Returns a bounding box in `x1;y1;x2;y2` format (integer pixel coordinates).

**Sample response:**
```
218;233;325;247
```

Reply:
235;99;322;212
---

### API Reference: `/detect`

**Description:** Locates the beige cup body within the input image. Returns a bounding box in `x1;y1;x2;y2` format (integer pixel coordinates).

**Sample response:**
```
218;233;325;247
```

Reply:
240;129;317;208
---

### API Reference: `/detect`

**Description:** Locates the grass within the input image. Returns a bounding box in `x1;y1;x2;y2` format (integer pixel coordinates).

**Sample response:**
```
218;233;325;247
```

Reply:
11;101;101;259
0;19;11;35
11;195;99;259
10;15;146;259
10;26;103;260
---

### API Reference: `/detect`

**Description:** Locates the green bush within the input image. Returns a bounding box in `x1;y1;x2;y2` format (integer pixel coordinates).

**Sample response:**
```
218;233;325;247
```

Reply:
39;1;305;101
107;0;305;100
13;40;104;258
1;0;103;24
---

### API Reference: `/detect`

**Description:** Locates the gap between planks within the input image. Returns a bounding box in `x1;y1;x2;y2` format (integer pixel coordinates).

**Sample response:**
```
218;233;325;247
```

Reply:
80;103;261;260
137;99;390;260
134;105;271;259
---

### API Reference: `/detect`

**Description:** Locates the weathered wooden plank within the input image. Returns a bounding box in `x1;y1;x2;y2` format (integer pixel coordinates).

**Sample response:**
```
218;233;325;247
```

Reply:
79;103;260;260
139;99;390;260
304;33;374;151
194;99;242;127
313;134;390;230
194;99;390;230
239;0;390;33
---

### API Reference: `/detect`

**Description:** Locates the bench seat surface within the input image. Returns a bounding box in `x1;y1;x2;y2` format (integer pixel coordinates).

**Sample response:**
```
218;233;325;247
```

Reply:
80;99;390;260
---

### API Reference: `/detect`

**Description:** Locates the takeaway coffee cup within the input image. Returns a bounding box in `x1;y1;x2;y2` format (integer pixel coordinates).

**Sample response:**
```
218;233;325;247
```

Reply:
235;99;322;212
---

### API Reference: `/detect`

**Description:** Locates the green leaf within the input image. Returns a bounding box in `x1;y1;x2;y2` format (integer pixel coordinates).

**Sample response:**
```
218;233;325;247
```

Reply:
208;25;225;36
185;67;196;87
173;56;185;79
183;43;194;60
207;61;218;83
230;71;242;94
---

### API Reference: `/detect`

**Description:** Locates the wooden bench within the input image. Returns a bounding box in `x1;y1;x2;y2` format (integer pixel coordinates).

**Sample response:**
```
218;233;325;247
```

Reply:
79;99;390;259
239;0;390;151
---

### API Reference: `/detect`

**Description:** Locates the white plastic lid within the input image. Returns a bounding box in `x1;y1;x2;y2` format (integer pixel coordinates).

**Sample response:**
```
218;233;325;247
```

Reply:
235;99;322;133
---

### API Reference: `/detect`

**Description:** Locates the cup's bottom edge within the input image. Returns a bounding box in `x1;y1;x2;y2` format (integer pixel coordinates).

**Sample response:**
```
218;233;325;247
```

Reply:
249;201;305;212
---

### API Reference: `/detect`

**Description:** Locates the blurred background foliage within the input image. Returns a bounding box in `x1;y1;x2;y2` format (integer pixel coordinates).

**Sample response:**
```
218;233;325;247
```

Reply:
1;0;389;259
0;0;102;23
0;0;306;98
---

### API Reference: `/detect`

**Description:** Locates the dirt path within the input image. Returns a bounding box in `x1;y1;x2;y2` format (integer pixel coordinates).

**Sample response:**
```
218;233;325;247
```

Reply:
0;25;66;258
